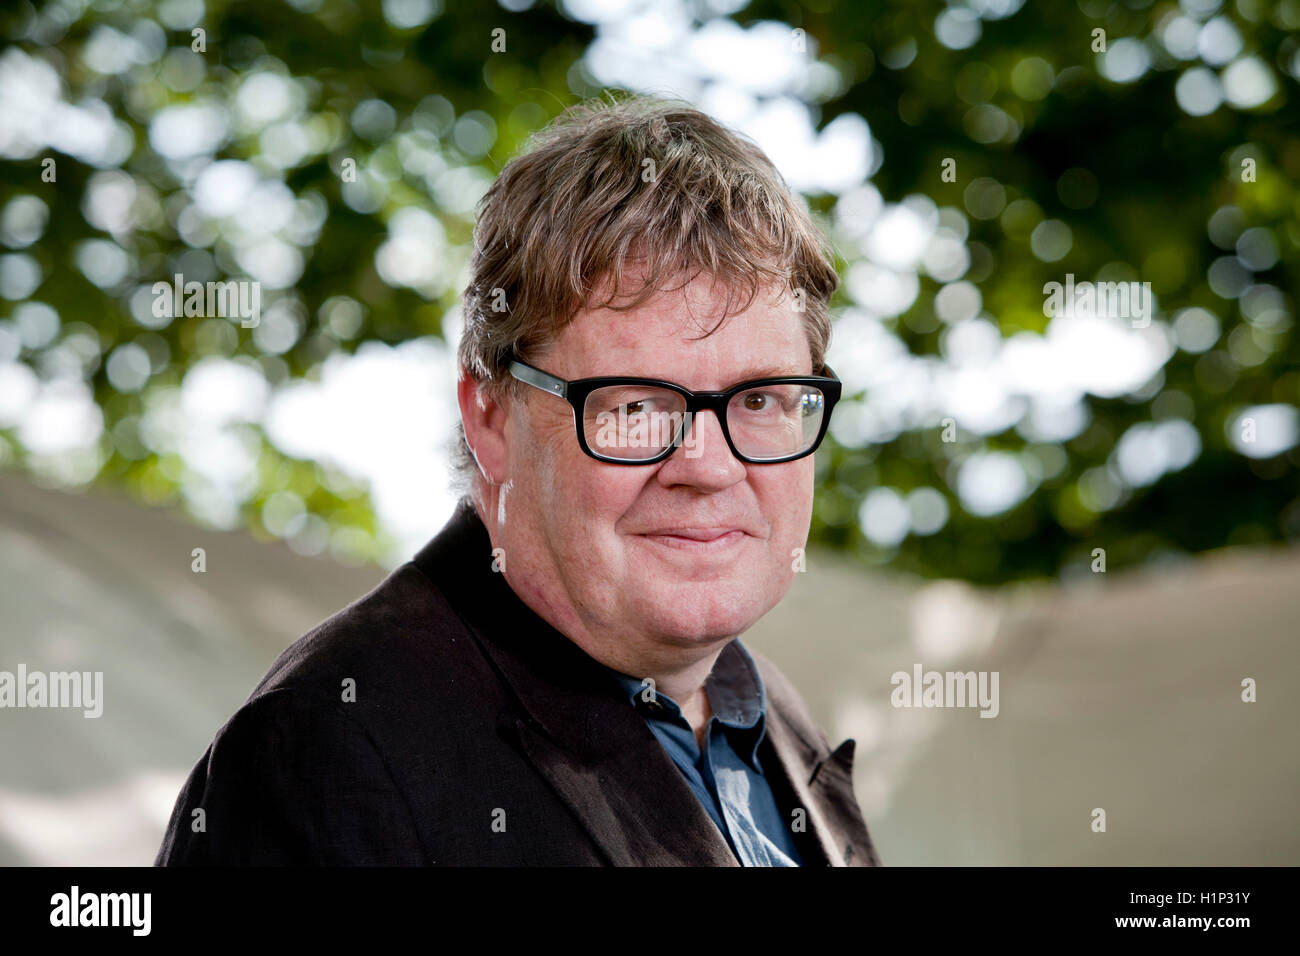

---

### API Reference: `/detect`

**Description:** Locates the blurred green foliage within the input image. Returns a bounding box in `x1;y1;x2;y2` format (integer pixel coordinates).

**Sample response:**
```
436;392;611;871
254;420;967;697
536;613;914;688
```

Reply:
0;0;1297;581
782;0;1300;580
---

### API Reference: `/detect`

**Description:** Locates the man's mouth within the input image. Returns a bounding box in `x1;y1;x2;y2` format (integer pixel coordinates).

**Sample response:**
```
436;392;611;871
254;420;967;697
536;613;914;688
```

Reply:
639;529;747;551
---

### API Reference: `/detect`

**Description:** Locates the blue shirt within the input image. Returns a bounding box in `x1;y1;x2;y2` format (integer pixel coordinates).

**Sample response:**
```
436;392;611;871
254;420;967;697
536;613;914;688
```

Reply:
602;640;804;867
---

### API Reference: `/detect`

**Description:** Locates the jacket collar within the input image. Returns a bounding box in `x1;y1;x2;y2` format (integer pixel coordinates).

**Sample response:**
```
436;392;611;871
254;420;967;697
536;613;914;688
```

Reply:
411;498;641;761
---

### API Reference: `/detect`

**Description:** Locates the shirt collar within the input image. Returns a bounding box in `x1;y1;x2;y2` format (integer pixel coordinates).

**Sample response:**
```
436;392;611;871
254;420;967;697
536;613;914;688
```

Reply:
602;640;769;765
704;639;766;730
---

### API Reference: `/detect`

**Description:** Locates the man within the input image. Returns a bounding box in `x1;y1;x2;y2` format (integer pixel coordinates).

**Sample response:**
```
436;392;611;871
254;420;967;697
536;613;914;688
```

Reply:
156;95;880;866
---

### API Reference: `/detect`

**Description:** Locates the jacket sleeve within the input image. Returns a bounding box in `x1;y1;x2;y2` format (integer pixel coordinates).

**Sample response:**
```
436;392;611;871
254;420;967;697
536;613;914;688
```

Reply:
154;687;427;865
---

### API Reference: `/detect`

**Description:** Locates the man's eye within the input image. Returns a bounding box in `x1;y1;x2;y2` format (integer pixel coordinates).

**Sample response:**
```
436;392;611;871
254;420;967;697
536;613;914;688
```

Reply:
608;400;646;417
742;392;785;412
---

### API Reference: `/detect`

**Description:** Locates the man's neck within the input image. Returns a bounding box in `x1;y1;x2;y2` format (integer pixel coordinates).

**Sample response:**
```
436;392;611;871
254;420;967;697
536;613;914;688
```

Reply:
609;646;721;749
680;684;713;750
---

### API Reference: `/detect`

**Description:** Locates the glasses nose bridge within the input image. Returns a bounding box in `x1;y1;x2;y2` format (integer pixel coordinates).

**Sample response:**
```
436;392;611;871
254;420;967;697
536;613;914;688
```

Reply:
679;389;734;437
672;390;738;462
680;388;731;418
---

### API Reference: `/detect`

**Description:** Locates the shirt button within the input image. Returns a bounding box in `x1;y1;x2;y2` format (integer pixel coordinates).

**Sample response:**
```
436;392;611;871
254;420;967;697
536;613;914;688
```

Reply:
643;699;665;713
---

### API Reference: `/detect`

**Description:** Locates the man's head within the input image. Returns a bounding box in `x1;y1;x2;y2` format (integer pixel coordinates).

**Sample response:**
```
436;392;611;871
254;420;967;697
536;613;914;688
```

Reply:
454;94;839;671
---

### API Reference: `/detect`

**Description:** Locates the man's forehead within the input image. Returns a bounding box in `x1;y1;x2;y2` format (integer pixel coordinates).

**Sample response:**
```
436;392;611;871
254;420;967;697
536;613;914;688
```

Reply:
553;321;811;375
582;264;795;316
571;291;803;345
530;276;813;379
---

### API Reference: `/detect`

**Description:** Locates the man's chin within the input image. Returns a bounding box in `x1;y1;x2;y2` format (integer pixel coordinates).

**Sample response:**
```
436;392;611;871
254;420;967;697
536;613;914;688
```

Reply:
631;593;769;646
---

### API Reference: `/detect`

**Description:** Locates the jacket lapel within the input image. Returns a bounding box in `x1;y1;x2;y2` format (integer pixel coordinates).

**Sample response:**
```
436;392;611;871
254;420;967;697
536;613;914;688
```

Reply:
763;708;844;865
479;621;742;866
817;739;880;866
501;708;739;866
757;653;881;867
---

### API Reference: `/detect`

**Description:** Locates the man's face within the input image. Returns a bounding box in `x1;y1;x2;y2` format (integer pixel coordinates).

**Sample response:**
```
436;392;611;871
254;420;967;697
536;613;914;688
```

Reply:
488;274;818;665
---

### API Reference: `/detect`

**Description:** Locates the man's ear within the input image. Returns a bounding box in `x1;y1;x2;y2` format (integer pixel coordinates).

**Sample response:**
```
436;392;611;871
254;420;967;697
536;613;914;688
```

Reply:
458;370;511;486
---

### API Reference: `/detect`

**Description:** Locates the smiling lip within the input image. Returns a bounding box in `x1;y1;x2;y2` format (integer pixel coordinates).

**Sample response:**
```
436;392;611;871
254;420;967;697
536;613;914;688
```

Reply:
639;528;747;551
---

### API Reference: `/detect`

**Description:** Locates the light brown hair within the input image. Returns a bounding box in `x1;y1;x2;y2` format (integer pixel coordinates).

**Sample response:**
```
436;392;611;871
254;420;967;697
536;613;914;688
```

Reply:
450;93;838;498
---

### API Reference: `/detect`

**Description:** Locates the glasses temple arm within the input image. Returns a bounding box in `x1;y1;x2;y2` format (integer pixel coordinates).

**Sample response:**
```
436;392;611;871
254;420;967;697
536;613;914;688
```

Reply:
509;361;567;398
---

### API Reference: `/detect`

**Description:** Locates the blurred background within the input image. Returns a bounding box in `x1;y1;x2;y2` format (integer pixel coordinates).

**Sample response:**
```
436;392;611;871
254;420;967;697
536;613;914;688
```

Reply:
0;0;1297;865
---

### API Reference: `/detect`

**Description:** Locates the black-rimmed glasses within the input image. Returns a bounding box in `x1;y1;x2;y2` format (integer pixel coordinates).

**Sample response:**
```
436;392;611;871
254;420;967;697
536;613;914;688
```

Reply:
508;359;842;465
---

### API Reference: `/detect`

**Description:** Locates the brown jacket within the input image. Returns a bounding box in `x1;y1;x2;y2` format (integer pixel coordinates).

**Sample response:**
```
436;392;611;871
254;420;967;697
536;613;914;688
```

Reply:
156;499;881;866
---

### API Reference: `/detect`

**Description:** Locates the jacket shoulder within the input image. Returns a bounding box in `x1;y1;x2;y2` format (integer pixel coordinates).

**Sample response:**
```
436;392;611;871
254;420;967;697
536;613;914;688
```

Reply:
155;685;426;865
243;562;491;712
157;559;525;865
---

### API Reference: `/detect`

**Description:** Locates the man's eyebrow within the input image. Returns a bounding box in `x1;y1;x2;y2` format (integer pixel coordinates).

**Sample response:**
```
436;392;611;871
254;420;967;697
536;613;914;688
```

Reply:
643;366;809;387
598;364;812;386
726;364;812;385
